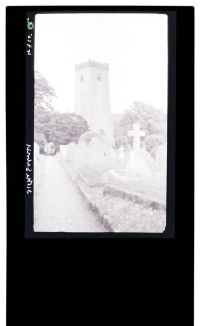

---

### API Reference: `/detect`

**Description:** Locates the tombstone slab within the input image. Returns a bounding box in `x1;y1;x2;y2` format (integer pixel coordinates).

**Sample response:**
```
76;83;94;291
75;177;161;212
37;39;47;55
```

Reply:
155;144;167;177
125;148;152;178
125;123;153;178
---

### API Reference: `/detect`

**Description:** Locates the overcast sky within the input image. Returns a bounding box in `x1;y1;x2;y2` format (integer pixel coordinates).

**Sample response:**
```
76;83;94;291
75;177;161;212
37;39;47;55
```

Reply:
35;13;168;114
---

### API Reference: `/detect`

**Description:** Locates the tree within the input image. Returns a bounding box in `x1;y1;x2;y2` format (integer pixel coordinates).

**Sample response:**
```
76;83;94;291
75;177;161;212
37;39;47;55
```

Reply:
34;111;89;145
113;101;167;154
145;134;164;155
34;71;56;114
34;71;89;145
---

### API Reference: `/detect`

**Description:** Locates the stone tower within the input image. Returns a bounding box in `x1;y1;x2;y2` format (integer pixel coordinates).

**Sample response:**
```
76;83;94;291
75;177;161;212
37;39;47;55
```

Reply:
74;60;114;145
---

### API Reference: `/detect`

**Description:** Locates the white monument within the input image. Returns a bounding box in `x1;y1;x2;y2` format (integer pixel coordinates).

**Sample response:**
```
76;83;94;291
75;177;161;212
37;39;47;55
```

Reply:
125;123;152;178
155;144;167;177
74;60;114;145
118;146;125;160
74;141;89;170
66;142;76;162
60;145;68;159
88;137;105;167
127;123;145;151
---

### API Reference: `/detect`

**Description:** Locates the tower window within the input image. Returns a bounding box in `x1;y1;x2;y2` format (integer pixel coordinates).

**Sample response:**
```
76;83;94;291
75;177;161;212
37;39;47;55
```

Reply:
97;73;102;81
80;75;84;82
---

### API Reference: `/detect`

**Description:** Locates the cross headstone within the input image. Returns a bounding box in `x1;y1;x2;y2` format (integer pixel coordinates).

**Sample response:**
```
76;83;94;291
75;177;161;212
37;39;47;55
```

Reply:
127;123;145;150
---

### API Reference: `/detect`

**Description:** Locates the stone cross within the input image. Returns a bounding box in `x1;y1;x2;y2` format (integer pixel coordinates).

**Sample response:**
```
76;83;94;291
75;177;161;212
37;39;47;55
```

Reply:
127;123;145;150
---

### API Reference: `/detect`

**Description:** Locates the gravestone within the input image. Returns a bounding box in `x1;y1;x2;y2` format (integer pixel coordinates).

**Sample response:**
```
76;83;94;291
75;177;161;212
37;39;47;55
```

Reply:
88;137;105;167
66;142;76;162
127;123;145;151
125;145;131;161
155;144;167;176
79;137;108;186
103;145;117;169
125;123;152;178
60;145;68;159
74;140;88;169
118;146;125;160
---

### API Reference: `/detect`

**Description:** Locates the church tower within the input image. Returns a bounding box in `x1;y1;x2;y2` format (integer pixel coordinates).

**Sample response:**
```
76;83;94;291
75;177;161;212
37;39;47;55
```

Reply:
74;60;114;145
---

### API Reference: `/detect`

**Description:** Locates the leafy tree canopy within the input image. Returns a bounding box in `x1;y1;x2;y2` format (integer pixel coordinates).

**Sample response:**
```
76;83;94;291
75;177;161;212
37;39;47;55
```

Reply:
34;71;57;113
35;111;89;145
34;71;88;145
113;101;167;153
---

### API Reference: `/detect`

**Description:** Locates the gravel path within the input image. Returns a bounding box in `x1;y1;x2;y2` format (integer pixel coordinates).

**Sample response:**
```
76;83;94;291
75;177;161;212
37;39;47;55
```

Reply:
34;155;106;232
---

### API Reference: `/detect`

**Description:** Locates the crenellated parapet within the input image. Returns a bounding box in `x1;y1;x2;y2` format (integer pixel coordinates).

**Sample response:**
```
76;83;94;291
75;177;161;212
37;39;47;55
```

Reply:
75;60;109;71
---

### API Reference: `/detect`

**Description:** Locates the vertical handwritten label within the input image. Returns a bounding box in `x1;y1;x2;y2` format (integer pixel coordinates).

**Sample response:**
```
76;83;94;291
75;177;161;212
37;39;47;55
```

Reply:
26;17;34;56
26;144;33;195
